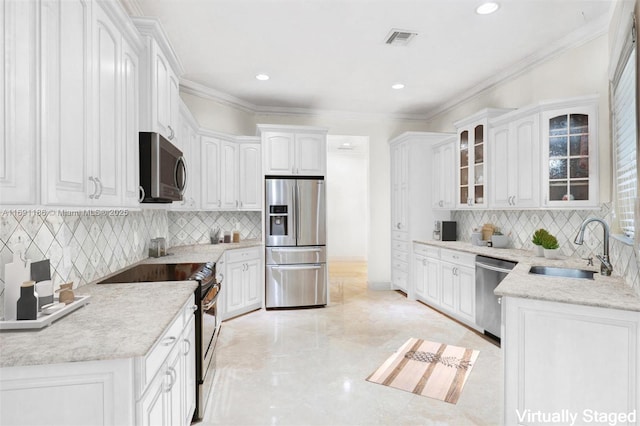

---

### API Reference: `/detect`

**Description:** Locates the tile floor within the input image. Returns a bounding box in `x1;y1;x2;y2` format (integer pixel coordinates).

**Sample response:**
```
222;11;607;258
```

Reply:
202;262;503;425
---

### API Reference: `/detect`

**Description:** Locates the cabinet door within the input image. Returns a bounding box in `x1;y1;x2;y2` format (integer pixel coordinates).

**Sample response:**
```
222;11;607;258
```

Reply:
244;259;262;308
390;143;408;231
165;344;183;426
239;143;262;210
41;0;93;205
168;74;179;142
263;132;294;175
219;141;238;209
542;105;598;207
456;265;475;323
201;137;221;209
181;319;196;424
0;0;38;204
153;48;170;139
490;123;511;208
512;114;540;208
457;122;487;209
413;254;426;299
92;7;121;206
295;133;326;175
122;38;140;207
432;140;455;209
440;262;456;313
225;261;245;318
424;256;440;306
139;371;168;426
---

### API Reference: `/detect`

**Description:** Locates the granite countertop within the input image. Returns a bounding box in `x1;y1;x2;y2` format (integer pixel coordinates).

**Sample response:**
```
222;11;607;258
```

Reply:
414;240;640;312
0;240;264;369
0;281;198;368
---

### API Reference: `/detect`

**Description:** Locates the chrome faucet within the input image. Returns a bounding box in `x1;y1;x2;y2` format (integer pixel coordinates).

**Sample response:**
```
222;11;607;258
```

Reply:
574;218;612;276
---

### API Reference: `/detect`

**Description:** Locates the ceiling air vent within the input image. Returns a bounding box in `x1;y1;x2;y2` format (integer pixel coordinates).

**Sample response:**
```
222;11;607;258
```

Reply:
385;29;418;46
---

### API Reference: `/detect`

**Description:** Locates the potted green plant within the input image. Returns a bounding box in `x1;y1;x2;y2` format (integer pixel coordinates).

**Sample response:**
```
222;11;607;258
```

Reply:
541;233;561;259
531;229;549;257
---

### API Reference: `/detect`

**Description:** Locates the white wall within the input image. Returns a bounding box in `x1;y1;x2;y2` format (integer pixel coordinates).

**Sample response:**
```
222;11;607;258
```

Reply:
326;135;369;261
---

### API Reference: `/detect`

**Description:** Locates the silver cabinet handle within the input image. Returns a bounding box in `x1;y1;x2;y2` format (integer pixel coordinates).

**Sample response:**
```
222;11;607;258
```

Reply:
88;177;96;199
162;336;177;346
270;265;322;271
138;186;145;202
439;200;443;207
94;177;103;199
164;366;177;392
182;339;191;356
188;304;198;312
167;125;174;140
396;222;402;230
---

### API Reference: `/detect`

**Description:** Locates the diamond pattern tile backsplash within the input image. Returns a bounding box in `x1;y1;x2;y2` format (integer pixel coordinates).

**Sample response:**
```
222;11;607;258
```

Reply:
0;209;262;299
452;203;640;293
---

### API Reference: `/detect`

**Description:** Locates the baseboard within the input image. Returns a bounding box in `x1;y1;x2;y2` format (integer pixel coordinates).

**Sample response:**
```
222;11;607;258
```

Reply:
367;281;391;291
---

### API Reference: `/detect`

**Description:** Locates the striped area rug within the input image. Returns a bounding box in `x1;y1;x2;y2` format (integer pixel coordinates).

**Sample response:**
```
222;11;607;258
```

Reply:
366;338;479;404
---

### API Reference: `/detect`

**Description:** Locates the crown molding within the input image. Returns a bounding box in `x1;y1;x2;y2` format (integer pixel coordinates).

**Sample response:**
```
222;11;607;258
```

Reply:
424;13;610;123
118;0;144;17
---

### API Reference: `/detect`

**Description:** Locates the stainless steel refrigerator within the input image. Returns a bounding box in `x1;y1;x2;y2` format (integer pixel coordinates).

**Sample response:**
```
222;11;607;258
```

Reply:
265;177;327;308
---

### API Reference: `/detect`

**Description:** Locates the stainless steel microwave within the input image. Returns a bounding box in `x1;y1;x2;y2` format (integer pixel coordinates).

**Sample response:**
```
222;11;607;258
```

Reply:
139;132;186;203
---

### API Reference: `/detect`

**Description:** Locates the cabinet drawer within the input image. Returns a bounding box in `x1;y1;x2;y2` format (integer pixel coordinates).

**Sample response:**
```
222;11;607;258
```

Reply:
392;240;408;252
392;260;409;273
393;249;409;263
413;243;439;258
440;249;475;267
391;231;407;241
226;246;261;263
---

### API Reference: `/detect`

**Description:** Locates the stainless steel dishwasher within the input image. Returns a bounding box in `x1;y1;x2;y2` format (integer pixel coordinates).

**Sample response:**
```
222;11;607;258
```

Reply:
475;255;517;342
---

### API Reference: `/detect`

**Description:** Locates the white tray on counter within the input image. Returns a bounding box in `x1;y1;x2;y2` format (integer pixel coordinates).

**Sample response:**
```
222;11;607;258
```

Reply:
0;295;91;330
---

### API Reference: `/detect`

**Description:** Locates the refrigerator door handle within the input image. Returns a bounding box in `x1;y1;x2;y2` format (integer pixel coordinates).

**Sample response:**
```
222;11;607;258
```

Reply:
270;247;323;252
270;265;322;270
295;182;301;243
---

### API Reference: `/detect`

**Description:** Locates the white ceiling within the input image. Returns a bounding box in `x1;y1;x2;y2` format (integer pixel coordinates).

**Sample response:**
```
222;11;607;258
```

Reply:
130;0;615;119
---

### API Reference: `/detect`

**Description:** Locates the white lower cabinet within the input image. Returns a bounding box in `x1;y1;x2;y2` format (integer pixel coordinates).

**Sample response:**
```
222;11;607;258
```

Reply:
412;244;477;328
503;297;640;426
222;246;264;320
0;298;196;426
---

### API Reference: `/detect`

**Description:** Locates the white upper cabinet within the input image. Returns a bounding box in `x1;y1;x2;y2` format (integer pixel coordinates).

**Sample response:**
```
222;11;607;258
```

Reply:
489;111;540;209
258;125;328;176
201;136;222;210
454;108;513;209
132;17;184;143
10;0;142;207
173;101;200;210
40;0;94;205
201;133;262;211
431;137;456;210
541;97;599;208
238;139;262;210
0;0;38;204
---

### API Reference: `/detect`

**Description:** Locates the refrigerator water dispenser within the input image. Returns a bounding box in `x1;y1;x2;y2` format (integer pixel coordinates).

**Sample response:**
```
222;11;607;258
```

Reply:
269;205;288;237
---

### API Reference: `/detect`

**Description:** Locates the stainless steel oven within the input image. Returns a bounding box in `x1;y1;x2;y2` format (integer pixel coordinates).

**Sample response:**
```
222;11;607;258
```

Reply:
98;261;220;421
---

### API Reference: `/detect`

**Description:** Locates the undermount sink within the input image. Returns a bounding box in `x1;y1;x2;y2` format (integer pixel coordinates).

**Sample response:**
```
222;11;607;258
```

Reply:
529;266;595;280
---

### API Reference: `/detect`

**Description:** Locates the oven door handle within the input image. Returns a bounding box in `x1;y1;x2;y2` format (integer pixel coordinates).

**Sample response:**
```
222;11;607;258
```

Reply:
202;284;221;311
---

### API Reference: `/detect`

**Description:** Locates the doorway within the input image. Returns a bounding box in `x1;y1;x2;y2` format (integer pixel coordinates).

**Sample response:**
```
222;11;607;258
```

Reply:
326;135;369;302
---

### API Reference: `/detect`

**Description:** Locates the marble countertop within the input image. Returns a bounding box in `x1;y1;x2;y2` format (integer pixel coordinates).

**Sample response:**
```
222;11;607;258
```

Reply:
414;240;640;312
0;240;264;369
0;280;198;368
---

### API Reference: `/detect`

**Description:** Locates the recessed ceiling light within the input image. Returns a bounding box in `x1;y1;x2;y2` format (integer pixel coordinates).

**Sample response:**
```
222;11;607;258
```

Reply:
255;74;270;81
391;83;405;90
476;2;500;15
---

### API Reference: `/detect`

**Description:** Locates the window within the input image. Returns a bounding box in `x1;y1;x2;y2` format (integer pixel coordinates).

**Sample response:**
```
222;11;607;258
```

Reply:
612;17;637;239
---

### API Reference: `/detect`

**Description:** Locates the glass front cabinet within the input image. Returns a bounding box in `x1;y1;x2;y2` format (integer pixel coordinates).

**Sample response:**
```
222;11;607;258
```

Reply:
455;109;512;209
541;99;598;208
